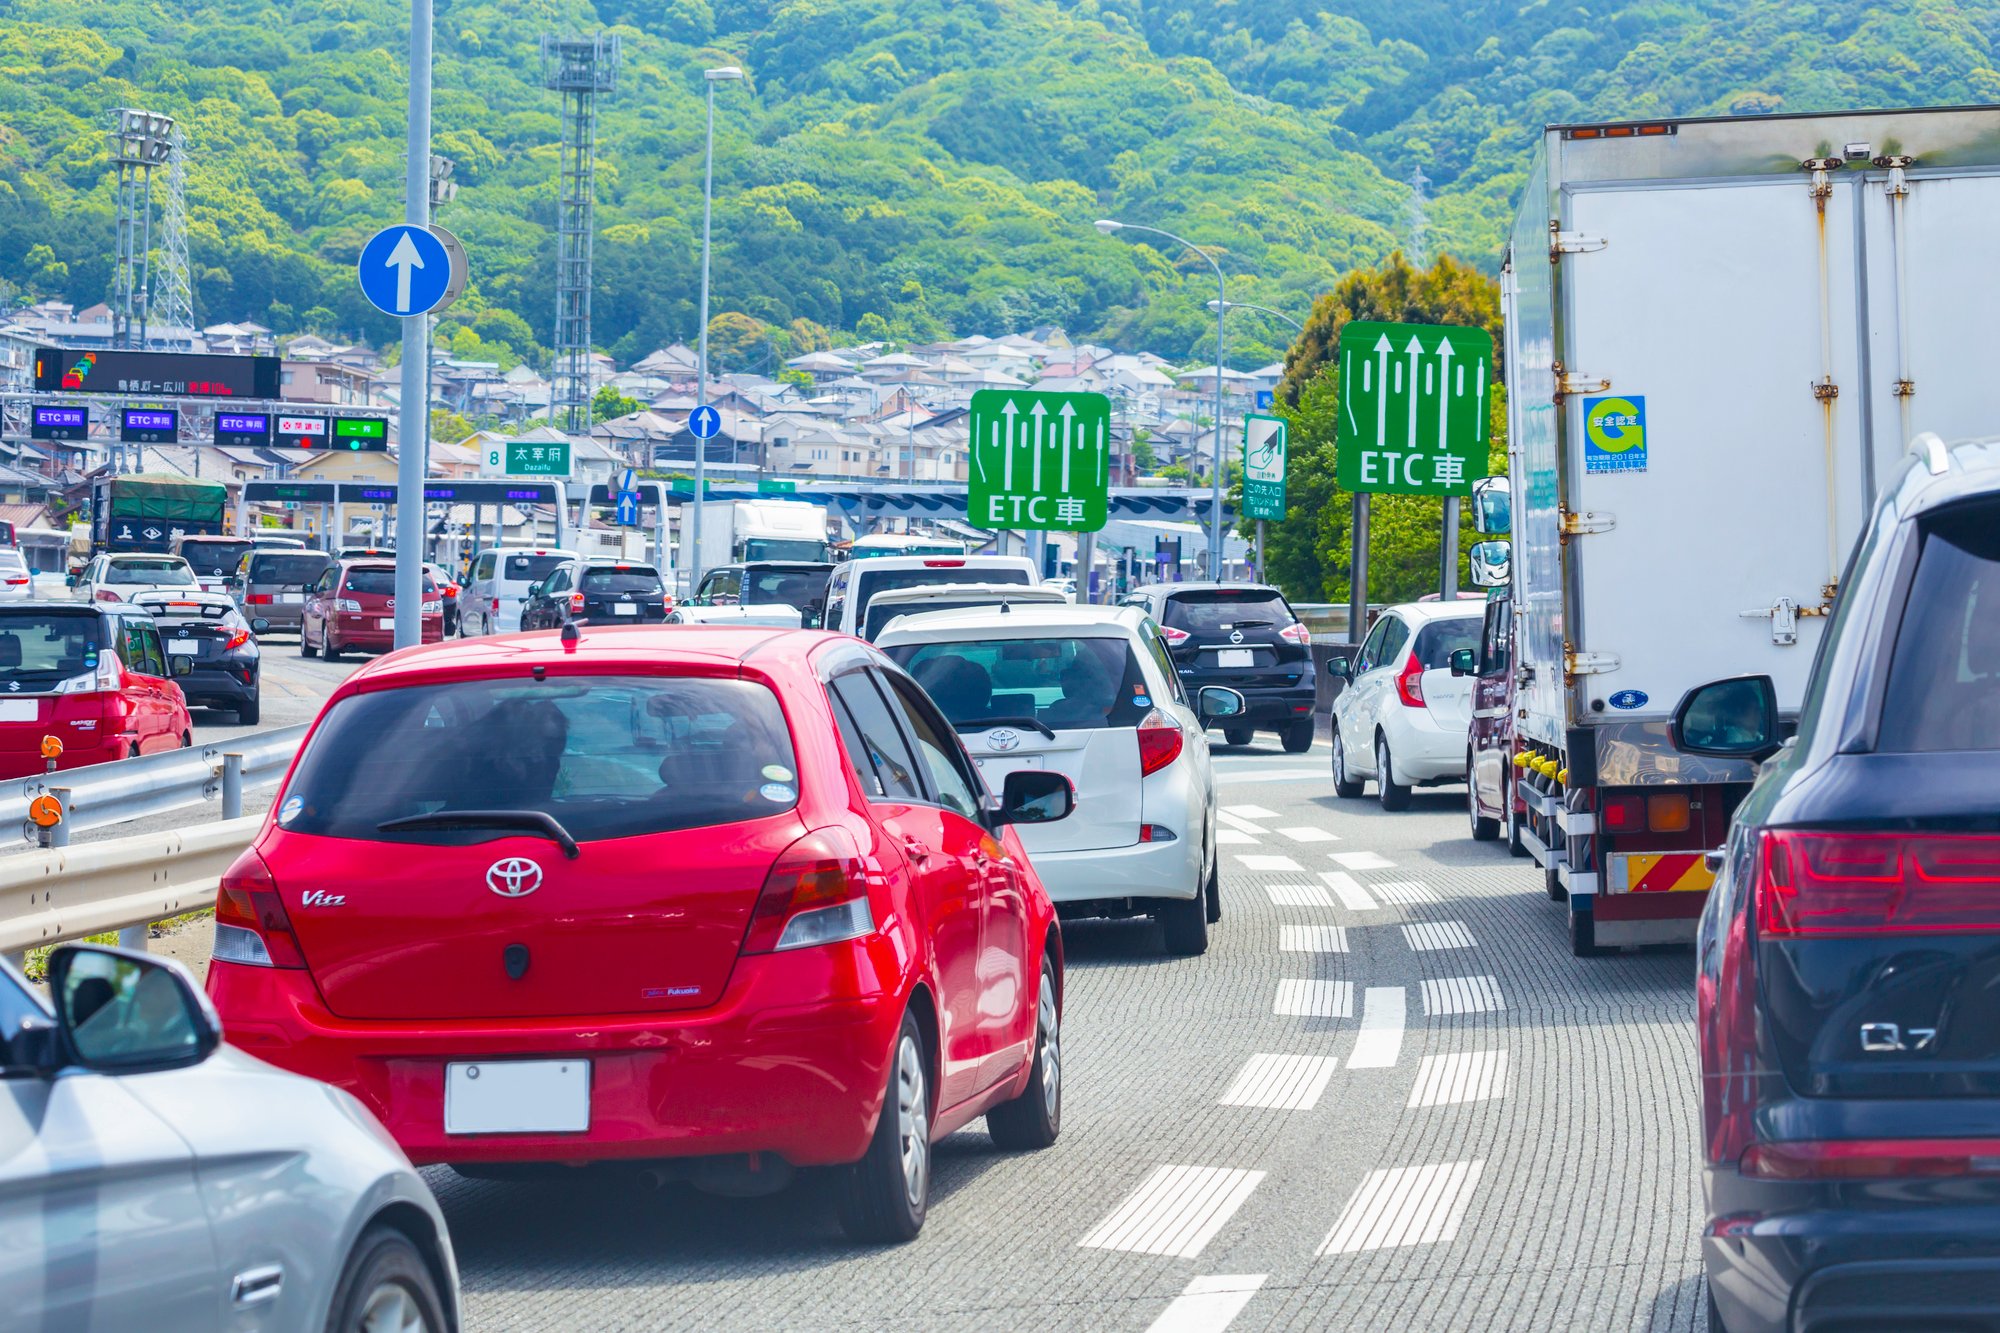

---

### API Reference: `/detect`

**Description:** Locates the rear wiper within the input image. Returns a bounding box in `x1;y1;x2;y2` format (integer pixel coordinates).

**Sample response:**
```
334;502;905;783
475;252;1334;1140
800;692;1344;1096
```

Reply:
376;809;581;859
952;716;1057;740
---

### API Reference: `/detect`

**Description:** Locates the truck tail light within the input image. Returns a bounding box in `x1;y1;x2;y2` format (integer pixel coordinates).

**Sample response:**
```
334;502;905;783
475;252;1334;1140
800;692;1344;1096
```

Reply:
1602;794;1644;831
213;848;306;968
1394;652;1425;707
1757;830;2000;936
1138;709;1184;776
1278;622;1311;645
742;827;875;953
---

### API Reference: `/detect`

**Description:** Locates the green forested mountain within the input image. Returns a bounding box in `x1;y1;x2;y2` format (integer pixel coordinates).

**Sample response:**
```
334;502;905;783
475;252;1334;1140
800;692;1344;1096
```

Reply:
0;0;1994;371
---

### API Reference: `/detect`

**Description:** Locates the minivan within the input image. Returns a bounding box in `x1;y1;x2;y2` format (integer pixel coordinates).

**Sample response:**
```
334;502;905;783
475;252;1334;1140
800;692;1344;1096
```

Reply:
232;549;332;636
461;547;576;636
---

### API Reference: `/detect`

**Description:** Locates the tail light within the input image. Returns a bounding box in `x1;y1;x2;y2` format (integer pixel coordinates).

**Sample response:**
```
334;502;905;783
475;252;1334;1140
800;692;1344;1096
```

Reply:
1702;878;1760;1166
334;598;362;613
223;628;251;651
1741;1139;2000;1180
1758;830;2000;936
1278;622;1311;645
421;600;442;615
491;597;501;613
1138;709;1184;776
95;589;120;602
54;654;122;695
246;594;273;605
1139;824;1178;843
1602;794;1643;831
1160;625;1190;647
570;592;586;613
1602;790;1694;834
443;583;460;598
743;826;875;953
1394;652;1425;707
921;559;965;567
212;847;306;968
4;577;26;586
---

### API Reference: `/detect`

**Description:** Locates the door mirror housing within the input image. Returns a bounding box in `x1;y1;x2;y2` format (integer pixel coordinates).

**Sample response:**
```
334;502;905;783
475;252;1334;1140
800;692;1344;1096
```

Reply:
1671;674;1783;762
1468;540;1510;589
1448;648;1477;677
994;769;1074;825
170;655;194;677
1196;686;1246;720
1471;476;1511;536
1326;656;1352;680
250;617;270;634
47;945;221;1074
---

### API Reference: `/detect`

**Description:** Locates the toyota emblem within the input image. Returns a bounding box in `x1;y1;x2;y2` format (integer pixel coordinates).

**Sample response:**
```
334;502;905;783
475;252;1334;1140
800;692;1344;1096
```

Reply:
1229;628;1245;644
486;857;543;897
987;728;1020;752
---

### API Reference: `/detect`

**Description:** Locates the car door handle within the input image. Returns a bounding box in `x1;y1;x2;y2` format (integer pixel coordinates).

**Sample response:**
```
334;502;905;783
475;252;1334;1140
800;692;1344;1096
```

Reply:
231;1263;284;1308
900;836;933;864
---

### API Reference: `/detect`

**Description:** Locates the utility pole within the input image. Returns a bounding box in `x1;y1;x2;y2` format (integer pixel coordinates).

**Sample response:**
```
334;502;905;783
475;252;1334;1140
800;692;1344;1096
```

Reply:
392;0;432;651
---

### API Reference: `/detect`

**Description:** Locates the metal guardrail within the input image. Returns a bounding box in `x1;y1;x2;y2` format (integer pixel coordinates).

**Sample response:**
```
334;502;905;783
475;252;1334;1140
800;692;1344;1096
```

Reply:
0;724;306;843
0;816;261;955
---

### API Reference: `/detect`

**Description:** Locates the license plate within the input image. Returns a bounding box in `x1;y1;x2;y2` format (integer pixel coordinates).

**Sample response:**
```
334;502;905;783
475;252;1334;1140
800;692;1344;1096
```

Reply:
975;754;1044;772
378;618;396;630
1217;648;1254;667
0;700;36;722
612;603;638;615
445;1059;591;1135
278;593;303;604
165;640;200;655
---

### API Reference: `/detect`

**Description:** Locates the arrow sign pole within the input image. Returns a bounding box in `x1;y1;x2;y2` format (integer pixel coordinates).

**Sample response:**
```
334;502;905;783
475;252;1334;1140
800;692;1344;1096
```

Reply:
387;231;424;315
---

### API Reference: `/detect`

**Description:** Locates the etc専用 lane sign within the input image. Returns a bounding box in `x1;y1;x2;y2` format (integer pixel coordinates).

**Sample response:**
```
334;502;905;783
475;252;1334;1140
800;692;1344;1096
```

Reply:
1242;413;1288;520
357;224;457;318
1334;320;1494;496
688;405;722;440
967;389;1112;532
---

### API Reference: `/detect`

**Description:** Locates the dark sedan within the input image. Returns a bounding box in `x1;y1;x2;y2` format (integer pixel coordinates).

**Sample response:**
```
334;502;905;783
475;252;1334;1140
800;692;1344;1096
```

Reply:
131;589;261;725
519;558;671;630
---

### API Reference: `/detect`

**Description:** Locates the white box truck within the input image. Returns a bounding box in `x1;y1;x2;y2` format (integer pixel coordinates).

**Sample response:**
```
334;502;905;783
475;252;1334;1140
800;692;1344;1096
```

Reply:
1485;105;2000;955
690;499;831;579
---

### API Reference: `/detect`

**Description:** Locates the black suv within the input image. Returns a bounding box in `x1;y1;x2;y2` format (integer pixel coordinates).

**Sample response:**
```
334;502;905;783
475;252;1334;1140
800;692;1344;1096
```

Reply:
519;558;670;630
1688;435;2000;1333
1121;581;1316;752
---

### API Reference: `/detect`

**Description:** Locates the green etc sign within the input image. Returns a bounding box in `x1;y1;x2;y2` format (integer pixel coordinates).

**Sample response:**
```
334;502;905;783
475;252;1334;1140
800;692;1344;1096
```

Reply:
1335;321;1495;496
967;389;1113;532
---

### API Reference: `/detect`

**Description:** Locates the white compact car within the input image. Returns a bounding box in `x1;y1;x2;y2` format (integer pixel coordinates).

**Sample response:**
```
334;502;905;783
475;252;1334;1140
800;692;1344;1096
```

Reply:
877;604;1244;956
1330;600;1486;810
78;552;202;605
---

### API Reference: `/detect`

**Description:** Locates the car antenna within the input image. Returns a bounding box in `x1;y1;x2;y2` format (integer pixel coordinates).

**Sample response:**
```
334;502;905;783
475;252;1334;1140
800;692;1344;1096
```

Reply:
560;622;580;653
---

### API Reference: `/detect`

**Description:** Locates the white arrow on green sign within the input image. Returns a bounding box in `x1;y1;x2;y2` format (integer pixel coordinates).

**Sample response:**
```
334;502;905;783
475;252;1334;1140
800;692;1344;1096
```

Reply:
1335;320;1494;496
968;389;1112;532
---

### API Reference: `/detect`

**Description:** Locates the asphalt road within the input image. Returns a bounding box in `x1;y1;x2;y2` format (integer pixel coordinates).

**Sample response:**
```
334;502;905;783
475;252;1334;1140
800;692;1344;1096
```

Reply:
419;740;1707;1332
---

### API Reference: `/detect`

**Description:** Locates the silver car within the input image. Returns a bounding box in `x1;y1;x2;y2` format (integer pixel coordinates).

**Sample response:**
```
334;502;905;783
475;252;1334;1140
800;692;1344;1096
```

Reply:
1;945;459;1331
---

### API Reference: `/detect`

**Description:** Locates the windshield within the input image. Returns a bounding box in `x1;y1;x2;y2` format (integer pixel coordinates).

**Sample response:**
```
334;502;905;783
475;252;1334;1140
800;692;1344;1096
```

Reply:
280;676;800;844
885;637;1152;731
853;566;1031;631
744;538;829;563
744;568;828;609
0;612;106;690
1412;616;1483;669
247;553;330;586
504;554;569;583
1162;590;1290;634
581;568;664;596
864;596;1031;642
177;540;255;576
107;559;194;586
343;568;435;596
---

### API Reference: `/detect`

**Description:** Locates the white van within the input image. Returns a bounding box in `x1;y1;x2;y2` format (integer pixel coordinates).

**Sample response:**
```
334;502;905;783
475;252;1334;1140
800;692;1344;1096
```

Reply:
460;546;577;636
823;554;1038;641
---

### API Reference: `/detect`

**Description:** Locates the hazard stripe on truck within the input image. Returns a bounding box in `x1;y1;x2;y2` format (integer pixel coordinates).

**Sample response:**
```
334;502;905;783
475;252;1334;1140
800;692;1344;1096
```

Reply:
1607;852;1714;894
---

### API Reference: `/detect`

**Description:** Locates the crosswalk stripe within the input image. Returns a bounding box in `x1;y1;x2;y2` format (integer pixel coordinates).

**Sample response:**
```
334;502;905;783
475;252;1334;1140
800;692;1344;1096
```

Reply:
1079;1165;1266;1258
1330;851;1395;871
1402;920;1475;950
1372;881;1437;905
1409;1051;1509;1107
1219;1053;1339;1110
1144;1275;1269;1333
1273;978;1353;1018
1221;804;1279;820
1421;975;1506;1015
1215;828;1259;846
1279;924;1347;953
1277;826;1339;843
1264;883;1335;908
1317;1161;1484;1254
1236;854;1302;872
1346;986;1406;1069
1319;871;1378;910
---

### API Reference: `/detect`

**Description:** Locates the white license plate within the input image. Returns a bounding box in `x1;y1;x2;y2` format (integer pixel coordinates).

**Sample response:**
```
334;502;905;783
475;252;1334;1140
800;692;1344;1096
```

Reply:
612;603;638;615
0;700;36;722
1217;648;1254;667
278;593;303;604
165;640;200;655
445;1059;591;1135
378;618;396;630
975;754;1044;772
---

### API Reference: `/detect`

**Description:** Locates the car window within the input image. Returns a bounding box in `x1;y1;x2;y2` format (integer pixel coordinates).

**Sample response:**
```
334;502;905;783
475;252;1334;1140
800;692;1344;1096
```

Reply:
1412;616;1483;669
138;624;168;677
852;566;1030;627
281;676;799;843
1478;596;1512;677
0;613;105;689
583;567;663;595
108;559;195;586
249;553;329;585
706;570;742;604
1139;619;1185;703
342;567;435;596
472;552;496;580
1877;499;2000;752
1374;615;1411;670
118;619;165;676
503;554;568;583
880;671;983;819
828;672;923;801
1161;589;1291;634
542;567;571;594
1355;616;1389;673
744;568;825;608
885;636;1153;732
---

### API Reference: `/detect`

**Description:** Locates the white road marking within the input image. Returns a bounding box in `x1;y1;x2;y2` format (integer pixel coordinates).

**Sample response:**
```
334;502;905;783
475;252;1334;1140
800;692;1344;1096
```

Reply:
1237;854;1302;873
1274;979;1354;1018
1330;851;1395;871
1219;1053;1339;1110
1215;828;1259;846
1319;871;1378;910
1422;975;1506;1015
1373;881;1438;905
1402;920;1476;950
1318;1161;1485;1254
1279;924;1347;953
1145;1275;1269;1333
1409;1051;1510;1107
1277;825;1339;843
1221;804;1279;820
1216;768;1323;784
1216;810;1269;835
1346;987;1407;1069
1265;883;1335;908
1079;1166;1266;1258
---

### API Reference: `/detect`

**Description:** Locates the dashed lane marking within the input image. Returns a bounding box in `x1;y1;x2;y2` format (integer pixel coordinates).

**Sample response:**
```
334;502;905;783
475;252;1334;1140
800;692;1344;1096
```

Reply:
1236;854;1302;873
1144;1275;1269;1333
1276;825;1339;843
1330;851;1395;871
1317;1161;1485;1255
1216;829;1259;846
1373;881;1438;906
1409;1051;1509;1107
1219;1053;1339;1110
1216;768;1323;784
1346;986;1406;1069
1402;920;1475;950
1265;883;1335;908
1216;810;1269;835
1079;1166;1266;1258
1319;871;1378;911
1421;975;1506;1016
1273;979;1354;1018
1221;804;1279;820
1279;924;1347;953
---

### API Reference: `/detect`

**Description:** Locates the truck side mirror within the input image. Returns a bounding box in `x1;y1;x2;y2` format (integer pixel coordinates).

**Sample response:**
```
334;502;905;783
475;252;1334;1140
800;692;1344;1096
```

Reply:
1468;540;1510;588
1471;476;1511;536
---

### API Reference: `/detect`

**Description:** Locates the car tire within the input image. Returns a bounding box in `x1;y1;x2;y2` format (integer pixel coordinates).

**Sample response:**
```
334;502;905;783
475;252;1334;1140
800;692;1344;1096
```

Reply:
324;1224;448;1333
1505;773;1527;857
1376;736;1412;811
1204;848;1222;923
1159;888;1209;956
1331;726;1364;799
987;957;1061;1151
322;628;341;661
838;1009;932;1243
298;623;314;657
1569;901;1609;957
1223;726;1255;747
1468;753;1500;841
1281;719;1314;754
238;695;260;726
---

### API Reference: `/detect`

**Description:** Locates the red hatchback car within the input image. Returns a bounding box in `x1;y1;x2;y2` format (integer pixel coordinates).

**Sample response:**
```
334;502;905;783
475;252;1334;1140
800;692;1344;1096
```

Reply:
300;559;443;659
0;602;194;778
208;626;1072;1241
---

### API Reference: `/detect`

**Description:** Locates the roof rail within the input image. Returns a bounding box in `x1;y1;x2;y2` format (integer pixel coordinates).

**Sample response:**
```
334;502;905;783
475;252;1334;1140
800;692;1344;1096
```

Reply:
1908;431;1951;476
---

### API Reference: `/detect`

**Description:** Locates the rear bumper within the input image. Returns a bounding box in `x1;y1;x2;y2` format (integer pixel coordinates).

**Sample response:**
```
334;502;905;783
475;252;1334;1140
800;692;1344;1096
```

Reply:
1382;706;1468;782
1030;834;1204;904
332;619;444;650
245;605;305;630
180;663;258;709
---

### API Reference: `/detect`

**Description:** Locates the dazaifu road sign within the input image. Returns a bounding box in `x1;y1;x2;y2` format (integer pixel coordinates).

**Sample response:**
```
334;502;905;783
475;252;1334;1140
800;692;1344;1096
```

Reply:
506;438;571;477
357;224;457;318
1335;321;1494;496
1242;414;1288;520
968;389;1112;532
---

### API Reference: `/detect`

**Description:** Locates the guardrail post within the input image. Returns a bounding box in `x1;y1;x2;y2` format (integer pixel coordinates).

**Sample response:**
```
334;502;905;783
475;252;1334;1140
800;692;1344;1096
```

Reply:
222;753;244;820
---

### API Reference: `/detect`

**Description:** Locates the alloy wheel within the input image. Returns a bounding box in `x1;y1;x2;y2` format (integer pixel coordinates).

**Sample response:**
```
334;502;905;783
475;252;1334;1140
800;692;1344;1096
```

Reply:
356;1280;432;1333
895;1034;929;1210
1038;980;1062;1128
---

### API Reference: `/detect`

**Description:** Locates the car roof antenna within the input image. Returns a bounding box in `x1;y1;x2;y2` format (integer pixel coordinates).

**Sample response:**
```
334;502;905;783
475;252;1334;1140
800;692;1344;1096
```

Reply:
560;622;581;653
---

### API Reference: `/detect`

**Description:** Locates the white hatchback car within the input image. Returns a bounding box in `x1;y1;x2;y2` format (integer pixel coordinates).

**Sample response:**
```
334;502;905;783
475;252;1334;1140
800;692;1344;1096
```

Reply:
877;604;1244;956
1330;600;1486;810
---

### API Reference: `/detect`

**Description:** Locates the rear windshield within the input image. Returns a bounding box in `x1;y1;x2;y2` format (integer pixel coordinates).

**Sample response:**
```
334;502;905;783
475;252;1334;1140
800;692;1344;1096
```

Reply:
107;559;194;586
0;613;105;688
864;597;1022;642
343;568;436;596
1162;589;1290;634
581;568;663;595
884;637;1152;731
853;566;1030;626
247;553;329;585
744;568;828;609
1878;501;2000;752
177;540;255;576
503;554;569;583
279;676;800;844
1412;616;1483;669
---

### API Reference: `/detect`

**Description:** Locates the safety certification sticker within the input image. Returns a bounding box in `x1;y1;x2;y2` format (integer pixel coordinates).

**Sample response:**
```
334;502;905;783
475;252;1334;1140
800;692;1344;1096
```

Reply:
1584;395;1647;474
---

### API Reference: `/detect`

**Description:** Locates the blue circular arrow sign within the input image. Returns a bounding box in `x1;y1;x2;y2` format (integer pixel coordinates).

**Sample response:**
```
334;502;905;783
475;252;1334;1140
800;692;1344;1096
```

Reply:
357;224;454;317
688;405;722;440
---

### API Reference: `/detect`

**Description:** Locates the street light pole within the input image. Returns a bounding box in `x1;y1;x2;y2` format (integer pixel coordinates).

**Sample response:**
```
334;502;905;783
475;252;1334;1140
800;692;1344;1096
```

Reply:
1097;219;1229;580
690;65;742;596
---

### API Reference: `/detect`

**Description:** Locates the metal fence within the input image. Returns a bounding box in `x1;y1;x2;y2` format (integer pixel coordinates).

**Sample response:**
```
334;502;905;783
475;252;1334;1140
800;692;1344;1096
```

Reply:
0;724;305;843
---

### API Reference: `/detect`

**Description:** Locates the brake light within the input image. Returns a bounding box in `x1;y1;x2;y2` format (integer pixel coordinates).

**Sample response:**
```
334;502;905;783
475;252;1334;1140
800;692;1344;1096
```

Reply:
95;589;120;602
1138;709;1183;776
1741;1139;2000;1180
1394;652;1425;707
1757;830;2000;936
1602;794;1644;831
742;826;875;953
223;628;251;651
212;847;305;968
922;559;965;567
1278;622;1311;646
246;594;273;605
570;592;586;612
491;597;500;613
443;583;460;598
1160;625;1190;647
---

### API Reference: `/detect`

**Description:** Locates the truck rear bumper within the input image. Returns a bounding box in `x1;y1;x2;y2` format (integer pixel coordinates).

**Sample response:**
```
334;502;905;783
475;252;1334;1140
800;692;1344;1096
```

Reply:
1577;888;1704;945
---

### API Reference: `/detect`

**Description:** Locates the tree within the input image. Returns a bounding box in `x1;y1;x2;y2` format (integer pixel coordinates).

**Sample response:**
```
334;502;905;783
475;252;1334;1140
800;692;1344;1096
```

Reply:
1130;428;1158;474
591;386;644;425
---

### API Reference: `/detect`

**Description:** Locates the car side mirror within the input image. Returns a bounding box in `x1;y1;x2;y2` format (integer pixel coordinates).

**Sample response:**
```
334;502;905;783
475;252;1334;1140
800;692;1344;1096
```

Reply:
1197;686;1246;720
994;769;1074;825
47;945;221;1074
1449;648;1477;677
1671;674;1782;762
1327;657;1352;680
171;655;194;677
250;618;270;634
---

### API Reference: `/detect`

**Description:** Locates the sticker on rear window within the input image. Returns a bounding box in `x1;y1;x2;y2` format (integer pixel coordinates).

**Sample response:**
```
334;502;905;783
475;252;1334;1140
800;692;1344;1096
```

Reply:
1608;690;1649;710
278;794;304;825
761;764;794;783
759;783;795;803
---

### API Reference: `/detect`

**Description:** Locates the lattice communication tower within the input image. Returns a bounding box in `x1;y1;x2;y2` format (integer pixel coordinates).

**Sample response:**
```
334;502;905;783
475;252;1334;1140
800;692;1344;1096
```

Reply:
541;34;619;435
